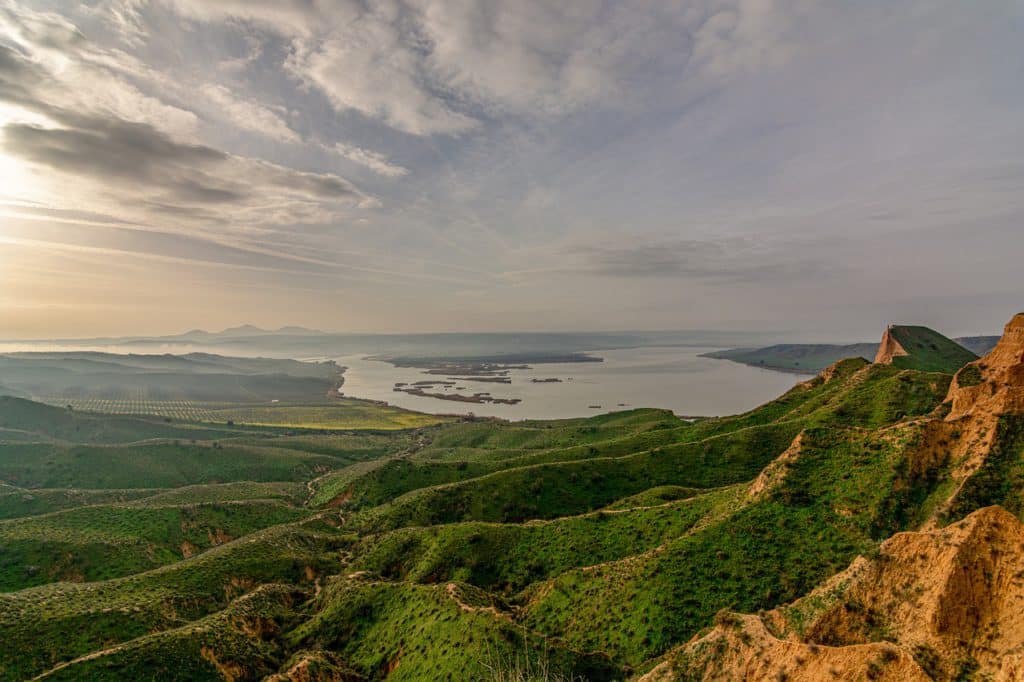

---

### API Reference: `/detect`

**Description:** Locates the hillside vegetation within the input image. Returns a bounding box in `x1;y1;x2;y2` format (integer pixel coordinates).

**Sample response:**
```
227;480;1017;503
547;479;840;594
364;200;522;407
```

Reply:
873;325;978;373
703;331;997;373
1;316;1022;680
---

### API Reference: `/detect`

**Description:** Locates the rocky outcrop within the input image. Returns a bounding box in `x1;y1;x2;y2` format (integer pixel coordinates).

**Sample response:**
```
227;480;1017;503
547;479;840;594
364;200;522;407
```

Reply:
641;613;926;681
874;326;909;365
645;506;1024;681
920;312;1024;521
873;324;978;372
945;312;1024;421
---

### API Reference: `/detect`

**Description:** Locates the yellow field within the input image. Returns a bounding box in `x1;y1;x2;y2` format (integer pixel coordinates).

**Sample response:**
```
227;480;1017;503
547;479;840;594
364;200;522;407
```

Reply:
38;397;450;431
203;402;450;430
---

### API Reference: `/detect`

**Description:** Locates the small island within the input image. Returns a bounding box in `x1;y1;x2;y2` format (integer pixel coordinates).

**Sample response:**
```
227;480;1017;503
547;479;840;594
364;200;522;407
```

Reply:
392;381;521;405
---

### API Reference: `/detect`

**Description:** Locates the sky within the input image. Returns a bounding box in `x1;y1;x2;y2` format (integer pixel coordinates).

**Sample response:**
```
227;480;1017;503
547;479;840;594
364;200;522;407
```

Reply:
0;0;1022;340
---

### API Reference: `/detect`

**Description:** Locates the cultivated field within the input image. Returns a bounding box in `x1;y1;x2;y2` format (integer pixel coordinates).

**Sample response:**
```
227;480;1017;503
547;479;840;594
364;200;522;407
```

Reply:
39;396;449;431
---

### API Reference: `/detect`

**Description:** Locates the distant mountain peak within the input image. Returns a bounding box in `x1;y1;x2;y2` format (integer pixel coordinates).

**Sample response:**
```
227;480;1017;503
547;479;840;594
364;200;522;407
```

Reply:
275;326;325;335
205;325;326;337
219;324;269;336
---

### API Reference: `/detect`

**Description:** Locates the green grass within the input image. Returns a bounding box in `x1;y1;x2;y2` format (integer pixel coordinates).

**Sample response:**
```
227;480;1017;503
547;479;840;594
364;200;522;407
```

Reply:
351;486;742;595
946;415;1024;521
0;348;978;679
954;363;984;388
0;500;309;591
0;487;159;520
0;441;344;489
885;325;978;373
38;584;309;681
285;577;619;681
200;399;450;430
702;343;877;372
0;517;347;680
0;396;245;444
127;481;308;506
520;422;947;666
338;363;948;532
229;430;418;459
347;420;799;531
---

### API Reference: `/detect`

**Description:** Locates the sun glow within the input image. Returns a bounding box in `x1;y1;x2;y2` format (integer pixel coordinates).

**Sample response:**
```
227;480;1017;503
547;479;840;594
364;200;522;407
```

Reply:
0;152;38;202
0;104;51;203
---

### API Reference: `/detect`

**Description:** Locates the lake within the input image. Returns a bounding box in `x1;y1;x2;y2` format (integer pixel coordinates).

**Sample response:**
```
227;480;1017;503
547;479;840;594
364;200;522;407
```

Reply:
336;346;813;420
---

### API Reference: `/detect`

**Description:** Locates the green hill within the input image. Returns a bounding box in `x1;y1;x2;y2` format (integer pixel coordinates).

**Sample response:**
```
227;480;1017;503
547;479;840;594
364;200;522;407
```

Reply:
701;342;878;373
1;316;1022;679
701;333;996;374
874;324;978;373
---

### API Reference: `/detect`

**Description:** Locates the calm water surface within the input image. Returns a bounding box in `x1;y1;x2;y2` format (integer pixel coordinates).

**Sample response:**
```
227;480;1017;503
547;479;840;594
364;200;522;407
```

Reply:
337;346;812;420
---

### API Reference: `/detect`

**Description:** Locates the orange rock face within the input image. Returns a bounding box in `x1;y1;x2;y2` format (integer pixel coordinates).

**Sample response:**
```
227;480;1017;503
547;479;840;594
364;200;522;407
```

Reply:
873;326;909;365
946;312;1024;421
646;506;1024;682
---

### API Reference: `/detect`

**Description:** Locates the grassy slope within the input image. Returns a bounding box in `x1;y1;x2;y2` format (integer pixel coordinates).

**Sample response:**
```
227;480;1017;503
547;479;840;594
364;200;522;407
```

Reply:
350;486;743;594
286;577;619;681
0;488;159;520
0;500;309;590
0;396;244;444
702;343;878;372
701;333;996;374
0;441;344;489
340;362;949;532
201;399;450;430
887;325;978;373
520;421;946;667
946;414;1024;521
0;352;978;679
39;584;310;681
0;517;347;680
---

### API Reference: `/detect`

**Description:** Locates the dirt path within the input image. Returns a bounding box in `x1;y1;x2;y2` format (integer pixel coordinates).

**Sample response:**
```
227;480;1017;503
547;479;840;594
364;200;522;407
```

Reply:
30;643;132;680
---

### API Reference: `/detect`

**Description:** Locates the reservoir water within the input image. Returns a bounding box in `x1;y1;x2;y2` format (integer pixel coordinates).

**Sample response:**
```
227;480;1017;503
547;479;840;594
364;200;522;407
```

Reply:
337;346;813;420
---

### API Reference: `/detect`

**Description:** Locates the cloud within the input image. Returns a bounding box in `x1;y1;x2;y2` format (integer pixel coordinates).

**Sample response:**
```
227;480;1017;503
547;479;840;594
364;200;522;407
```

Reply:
3;0;1022;336
565;237;825;283
333;142;409;177
287;17;480;136
109;0;805;137
0;5;200;138
0;34;374;236
198;84;299;144
2;108;374;218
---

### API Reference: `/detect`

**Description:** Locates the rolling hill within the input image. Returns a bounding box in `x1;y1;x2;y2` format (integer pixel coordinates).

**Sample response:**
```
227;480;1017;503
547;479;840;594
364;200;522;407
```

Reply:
702;329;997;374
0;314;1021;679
872;324;979;373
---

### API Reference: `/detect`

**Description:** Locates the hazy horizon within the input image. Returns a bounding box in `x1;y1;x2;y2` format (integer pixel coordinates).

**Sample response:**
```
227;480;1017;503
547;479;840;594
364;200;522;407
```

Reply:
0;319;1010;345
2;1;1022;340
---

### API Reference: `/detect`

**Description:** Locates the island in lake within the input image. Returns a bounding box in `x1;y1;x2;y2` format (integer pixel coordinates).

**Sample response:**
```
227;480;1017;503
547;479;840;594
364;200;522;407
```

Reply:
374;352;601;406
393;380;521;405
373;352;602;377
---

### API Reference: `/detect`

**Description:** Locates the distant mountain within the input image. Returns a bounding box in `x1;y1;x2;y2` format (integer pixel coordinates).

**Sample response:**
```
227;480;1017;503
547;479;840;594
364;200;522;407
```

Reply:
177;325;326;339
873;324;978;373
953;334;1000;356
